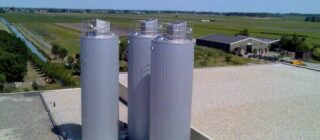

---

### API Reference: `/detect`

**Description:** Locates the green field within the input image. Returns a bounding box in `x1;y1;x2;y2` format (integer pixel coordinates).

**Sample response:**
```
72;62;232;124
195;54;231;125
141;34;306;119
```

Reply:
17;22;80;57
0;20;10;33
194;46;263;67
2;12;317;89
1;12;320;57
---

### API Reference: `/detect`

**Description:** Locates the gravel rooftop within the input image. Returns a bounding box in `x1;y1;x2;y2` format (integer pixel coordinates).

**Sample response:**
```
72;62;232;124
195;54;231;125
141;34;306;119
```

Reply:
119;64;320;140
41;88;128;140
0;93;58;140
7;64;318;140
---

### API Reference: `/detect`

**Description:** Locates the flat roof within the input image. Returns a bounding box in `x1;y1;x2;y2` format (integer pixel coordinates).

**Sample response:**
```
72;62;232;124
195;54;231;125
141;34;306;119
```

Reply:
120;64;320;139
0;93;58;140
41;88;128;140
190;64;320;139
41;88;209;140
7;64;318;140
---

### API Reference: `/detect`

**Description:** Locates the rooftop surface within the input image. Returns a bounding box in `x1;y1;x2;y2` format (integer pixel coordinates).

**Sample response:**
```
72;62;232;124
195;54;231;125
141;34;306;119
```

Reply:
120;64;320;139
1;64;319;140
198;34;279;44
190;64;320;139
198;34;248;44
41;88;128;140
41;87;209;140
0;93;58;140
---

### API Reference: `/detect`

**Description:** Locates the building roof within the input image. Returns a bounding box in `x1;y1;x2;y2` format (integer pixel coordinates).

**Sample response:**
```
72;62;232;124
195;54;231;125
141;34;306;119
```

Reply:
2;64;319;140
0;93;58;140
198;34;249;44
198;34;279;44
121;64;320;139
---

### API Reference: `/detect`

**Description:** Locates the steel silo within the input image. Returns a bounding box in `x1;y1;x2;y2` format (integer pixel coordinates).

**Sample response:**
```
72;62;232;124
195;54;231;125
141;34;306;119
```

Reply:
80;19;119;140
128;19;159;140
150;21;195;140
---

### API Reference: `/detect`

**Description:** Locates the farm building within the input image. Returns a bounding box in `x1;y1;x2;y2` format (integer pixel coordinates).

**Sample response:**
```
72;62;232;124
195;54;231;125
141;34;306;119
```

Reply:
196;34;279;54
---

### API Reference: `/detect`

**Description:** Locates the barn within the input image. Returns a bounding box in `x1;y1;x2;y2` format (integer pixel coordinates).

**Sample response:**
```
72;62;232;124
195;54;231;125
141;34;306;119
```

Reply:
196;34;279;54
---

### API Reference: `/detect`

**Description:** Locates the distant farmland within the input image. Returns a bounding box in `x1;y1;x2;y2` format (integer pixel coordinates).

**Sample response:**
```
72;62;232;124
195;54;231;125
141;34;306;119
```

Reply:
55;23;130;36
1;12;320;58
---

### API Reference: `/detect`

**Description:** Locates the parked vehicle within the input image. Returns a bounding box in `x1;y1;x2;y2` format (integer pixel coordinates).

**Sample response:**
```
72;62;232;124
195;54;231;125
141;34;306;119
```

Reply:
291;60;304;65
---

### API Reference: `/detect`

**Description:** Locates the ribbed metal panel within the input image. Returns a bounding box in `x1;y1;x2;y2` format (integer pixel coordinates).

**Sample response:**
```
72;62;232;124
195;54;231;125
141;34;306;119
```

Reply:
81;35;119;140
128;36;156;140
150;39;195;140
128;19;158;140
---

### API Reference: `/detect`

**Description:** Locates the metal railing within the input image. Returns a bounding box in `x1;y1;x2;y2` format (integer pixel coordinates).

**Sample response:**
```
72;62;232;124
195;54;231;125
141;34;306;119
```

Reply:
130;19;160;36
164;21;193;41
82;19;112;36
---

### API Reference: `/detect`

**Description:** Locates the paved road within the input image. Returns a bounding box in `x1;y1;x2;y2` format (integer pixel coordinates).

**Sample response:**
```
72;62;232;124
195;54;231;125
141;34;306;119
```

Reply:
305;62;320;71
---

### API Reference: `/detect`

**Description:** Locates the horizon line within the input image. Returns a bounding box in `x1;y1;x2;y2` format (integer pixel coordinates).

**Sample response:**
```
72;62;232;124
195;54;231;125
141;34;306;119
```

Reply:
1;6;320;15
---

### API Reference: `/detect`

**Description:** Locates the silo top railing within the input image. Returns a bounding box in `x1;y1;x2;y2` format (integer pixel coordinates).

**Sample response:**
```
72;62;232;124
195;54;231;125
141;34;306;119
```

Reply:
130;19;160;36
82;19;113;37
164;21;193;41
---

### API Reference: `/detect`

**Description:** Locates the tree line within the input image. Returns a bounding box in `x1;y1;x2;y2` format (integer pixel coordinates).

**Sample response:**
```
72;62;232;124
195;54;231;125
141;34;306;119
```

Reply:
29;53;78;86
305;16;320;22
280;34;320;60
0;31;29;84
235;29;250;36
225;12;282;17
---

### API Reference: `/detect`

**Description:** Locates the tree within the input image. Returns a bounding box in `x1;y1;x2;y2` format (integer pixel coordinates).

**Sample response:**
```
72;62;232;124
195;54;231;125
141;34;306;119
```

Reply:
0;74;6;91
58;48;68;59
0;74;6;83
235;29;249;36
32;81;39;90
311;16;320;22
305;16;311;22
0;31;28;82
72;53;80;75
280;34;309;52
119;40;128;60
51;44;60;55
305;16;320;22
67;56;74;65
312;48;320;60
313;44;320;49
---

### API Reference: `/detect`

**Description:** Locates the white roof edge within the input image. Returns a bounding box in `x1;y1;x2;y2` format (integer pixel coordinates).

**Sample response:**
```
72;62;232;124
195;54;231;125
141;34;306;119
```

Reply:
230;37;279;45
199;34;279;45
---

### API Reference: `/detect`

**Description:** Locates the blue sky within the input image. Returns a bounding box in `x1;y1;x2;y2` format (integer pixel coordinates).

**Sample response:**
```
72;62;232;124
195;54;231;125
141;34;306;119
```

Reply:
1;0;320;14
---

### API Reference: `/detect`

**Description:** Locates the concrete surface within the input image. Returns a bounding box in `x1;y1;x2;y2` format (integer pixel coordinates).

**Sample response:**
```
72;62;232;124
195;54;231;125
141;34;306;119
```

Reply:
305;62;320;71
37;64;320;140
41;88;128;140
120;64;320;140
0;93;58;140
41;86;209;140
191;64;320;140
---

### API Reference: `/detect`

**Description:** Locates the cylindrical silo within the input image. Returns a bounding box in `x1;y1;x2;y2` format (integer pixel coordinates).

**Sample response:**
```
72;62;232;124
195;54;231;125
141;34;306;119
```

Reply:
128;19;159;140
150;21;195;140
80;19;119;140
